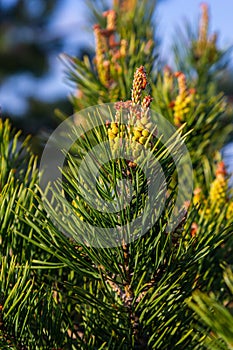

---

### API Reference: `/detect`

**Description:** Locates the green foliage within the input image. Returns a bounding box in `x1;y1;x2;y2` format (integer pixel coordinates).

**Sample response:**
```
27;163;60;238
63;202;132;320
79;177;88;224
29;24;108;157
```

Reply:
187;267;233;350
0;1;233;349
0;255;78;349
0;119;38;261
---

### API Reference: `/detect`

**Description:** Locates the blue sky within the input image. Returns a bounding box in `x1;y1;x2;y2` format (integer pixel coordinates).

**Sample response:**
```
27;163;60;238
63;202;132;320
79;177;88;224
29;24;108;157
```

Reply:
157;0;233;63
0;0;232;115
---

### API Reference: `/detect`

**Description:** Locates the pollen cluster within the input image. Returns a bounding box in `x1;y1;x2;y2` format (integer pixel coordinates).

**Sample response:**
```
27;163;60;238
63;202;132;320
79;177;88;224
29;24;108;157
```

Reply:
193;161;232;219
93;10;128;88
173;72;196;126
209;161;228;213
105;66;155;166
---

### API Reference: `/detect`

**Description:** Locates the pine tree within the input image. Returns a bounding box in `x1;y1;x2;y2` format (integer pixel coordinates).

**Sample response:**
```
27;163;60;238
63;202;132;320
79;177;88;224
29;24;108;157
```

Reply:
0;1;233;349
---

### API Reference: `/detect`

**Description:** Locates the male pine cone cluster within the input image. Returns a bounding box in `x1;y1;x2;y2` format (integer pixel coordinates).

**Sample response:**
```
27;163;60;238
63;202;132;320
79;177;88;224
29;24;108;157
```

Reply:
173;71;196;126
106;66;155;166
193;161;233;219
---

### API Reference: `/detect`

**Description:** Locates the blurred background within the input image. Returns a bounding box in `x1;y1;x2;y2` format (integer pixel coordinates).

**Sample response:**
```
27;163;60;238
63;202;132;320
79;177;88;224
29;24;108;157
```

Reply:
0;0;232;140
